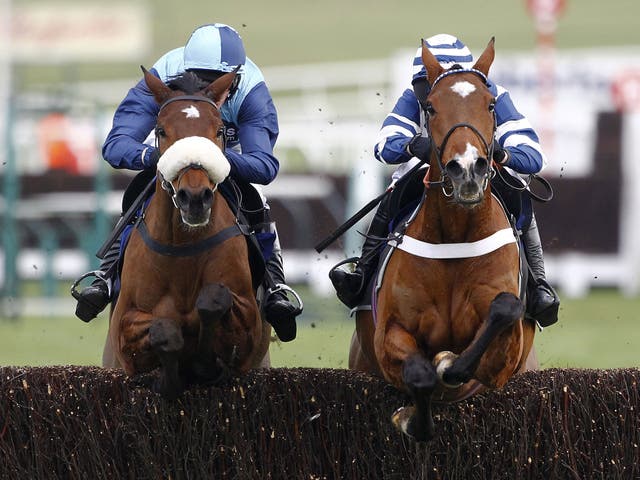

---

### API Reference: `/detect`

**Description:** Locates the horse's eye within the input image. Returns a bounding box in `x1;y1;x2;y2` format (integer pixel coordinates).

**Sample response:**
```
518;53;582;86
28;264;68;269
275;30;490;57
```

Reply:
425;103;436;116
488;102;496;113
217;127;225;138
156;126;166;138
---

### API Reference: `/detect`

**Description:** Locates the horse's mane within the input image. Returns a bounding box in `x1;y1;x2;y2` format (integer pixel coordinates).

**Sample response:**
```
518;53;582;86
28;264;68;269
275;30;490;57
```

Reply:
166;72;209;94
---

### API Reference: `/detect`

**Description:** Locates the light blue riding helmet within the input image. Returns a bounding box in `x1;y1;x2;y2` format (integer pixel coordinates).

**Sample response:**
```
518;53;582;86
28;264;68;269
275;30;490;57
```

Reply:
183;23;246;74
411;34;474;85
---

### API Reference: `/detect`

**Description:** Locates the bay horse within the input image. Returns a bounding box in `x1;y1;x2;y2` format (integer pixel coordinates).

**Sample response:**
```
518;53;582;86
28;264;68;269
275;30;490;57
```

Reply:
102;68;270;398
349;38;537;441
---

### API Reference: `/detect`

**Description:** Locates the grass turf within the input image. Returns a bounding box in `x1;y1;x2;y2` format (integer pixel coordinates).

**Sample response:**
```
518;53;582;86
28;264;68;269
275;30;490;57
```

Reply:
0;288;638;369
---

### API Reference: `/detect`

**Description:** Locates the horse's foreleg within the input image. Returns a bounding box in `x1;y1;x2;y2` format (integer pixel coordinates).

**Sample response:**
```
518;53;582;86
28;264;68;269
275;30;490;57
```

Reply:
378;323;437;442
193;283;233;383
436;292;524;387
392;354;438;442
149;317;185;399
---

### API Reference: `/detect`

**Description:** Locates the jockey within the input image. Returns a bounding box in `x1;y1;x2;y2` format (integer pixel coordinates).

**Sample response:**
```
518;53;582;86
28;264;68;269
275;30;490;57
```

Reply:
329;33;560;327
73;23;302;341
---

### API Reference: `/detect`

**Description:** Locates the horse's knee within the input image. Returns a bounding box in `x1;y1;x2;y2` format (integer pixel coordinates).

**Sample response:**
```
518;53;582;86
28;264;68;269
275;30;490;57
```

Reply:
489;292;524;329
196;283;233;323
149;318;184;354
402;354;438;393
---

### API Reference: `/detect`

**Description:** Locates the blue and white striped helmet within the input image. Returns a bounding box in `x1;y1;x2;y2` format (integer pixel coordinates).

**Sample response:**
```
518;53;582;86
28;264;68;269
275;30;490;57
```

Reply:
183;23;246;73
411;34;474;84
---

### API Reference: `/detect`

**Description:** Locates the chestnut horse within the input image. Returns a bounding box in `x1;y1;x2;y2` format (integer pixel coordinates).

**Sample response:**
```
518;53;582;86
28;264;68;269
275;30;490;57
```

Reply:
102;68;270;398
349;39;537;441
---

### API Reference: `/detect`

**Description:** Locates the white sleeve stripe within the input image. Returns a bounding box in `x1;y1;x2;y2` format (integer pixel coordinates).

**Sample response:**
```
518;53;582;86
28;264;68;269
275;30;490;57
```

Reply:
496;118;534;140
386;112;421;132
374;138;388;159
503;133;543;151
504;136;549;170
377;124;416;140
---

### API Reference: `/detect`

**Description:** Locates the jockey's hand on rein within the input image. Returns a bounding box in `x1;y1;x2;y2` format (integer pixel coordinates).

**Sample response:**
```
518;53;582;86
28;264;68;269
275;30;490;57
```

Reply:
406;135;431;161
144;148;161;169
492;140;510;165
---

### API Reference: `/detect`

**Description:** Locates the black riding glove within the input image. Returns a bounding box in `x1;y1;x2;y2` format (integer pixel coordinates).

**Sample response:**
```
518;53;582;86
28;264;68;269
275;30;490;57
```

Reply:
492;140;510;165
144;147;161;169
405;135;431;161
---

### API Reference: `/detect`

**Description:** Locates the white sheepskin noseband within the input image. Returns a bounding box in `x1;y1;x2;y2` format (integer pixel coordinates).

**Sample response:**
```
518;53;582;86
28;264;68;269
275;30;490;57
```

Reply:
157;136;230;183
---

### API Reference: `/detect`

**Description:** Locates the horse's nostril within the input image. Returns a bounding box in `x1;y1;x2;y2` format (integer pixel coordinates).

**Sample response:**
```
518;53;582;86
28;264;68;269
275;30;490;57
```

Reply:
445;160;464;179
176;189;190;208
474;157;489;176
202;188;214;206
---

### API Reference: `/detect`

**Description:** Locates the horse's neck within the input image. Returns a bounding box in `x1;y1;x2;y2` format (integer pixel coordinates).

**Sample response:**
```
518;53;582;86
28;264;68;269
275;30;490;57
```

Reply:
412;189;499;243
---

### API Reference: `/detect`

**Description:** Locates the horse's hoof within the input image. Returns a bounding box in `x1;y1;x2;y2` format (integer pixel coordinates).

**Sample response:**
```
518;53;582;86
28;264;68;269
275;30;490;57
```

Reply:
391;406;414;436
391;406;431;442
433;351;463;388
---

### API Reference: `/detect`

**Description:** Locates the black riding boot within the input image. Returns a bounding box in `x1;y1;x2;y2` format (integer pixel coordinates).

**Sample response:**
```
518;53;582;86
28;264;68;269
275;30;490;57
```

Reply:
523;213;560;327
263;229;303;342
329;199;392;309
72;239;120;323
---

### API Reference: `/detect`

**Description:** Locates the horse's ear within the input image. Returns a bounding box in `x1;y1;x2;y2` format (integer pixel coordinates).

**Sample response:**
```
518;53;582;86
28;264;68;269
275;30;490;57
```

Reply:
203;67;240;107
141;66;172;104
472;37;495;77
421;39;444;87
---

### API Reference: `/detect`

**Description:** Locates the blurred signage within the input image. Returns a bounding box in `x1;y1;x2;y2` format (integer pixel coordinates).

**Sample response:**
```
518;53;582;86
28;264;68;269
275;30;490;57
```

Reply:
489;49;640;178
526;0;566;23
10;4;150;63
611;70;640;112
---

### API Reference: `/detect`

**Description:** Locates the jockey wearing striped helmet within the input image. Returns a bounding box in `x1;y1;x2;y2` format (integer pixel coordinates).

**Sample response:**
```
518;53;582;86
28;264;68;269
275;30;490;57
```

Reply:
330;34;559;328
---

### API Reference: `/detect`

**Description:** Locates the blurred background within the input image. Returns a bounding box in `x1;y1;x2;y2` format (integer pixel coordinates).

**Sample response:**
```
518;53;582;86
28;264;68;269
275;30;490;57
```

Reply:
1;0;639;369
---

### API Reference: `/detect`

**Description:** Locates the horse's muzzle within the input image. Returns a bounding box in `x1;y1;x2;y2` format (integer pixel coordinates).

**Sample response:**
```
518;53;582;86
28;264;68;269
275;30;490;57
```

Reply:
444;157;489;206
176;187;214;227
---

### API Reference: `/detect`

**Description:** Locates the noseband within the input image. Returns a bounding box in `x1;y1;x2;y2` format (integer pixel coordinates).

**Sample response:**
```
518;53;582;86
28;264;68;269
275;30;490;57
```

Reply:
425;69;497;196
155;94;226;208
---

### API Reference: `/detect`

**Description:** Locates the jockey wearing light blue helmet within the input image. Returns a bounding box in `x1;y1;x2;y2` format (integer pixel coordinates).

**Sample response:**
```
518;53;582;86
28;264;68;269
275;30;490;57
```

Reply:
330;34;559;328
74;23;303;342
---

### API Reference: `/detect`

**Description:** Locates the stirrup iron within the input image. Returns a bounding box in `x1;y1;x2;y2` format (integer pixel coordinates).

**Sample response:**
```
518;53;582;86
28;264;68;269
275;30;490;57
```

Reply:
70;270;109;301
266;283;304;315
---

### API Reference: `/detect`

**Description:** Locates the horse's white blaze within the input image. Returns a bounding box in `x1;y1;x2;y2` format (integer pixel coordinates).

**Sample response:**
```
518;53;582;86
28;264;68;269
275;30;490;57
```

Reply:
182;105;200;118
454;142;479;169
451;81;476;98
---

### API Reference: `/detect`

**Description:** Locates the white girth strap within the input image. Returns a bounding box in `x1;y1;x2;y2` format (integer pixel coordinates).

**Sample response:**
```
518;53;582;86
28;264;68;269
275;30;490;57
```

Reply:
392;227;516;259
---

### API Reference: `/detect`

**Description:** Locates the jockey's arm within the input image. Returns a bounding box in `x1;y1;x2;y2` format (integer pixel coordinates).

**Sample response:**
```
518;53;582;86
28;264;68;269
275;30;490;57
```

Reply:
374;89;423;165
492;84;548;175
225;83;279;185
102;75;160;171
